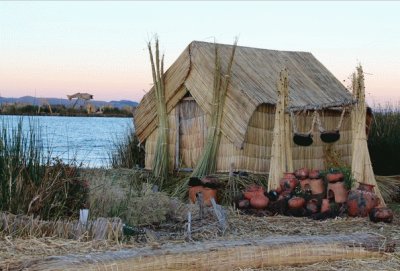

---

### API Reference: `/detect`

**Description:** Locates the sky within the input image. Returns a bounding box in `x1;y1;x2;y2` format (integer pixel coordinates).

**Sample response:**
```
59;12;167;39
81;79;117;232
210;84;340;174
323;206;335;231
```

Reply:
0;1;399;103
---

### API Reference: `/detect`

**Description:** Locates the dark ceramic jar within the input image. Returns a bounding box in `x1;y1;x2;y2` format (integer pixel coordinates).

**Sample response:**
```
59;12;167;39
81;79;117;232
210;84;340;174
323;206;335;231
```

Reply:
369;207;394;223
347;190;379;217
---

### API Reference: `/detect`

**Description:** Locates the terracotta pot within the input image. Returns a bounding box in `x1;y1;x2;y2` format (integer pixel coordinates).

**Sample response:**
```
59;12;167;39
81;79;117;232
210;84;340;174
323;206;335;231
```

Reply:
288;197;306;209
321;199;331;213
243;185;265;200
327;181;348;203
326;172;344;183
189;186;204;204
237;199;250;209
250;195;269;209
283;172;296;179
202;187;217;206
369;207;394;223
309;178;325;195
280;177;299;192
347;190;379;217
357;182;375;193
300;179;311;193
306;199;319;214
295;168;309;180
309;169;321;179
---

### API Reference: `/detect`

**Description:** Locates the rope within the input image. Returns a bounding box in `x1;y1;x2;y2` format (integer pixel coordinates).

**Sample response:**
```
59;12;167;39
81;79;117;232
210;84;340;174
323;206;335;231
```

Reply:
315;111;324;133
290;110;317;135
336;107;346;131
316;107;346;132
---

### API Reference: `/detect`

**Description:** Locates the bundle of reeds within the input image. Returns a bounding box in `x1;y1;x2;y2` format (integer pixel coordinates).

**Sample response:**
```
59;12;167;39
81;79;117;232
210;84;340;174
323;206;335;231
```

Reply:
148;38;169;185
22;233;391;270
268;68;293;191
351;66;385;205
0;212;123;241
191;40;237;178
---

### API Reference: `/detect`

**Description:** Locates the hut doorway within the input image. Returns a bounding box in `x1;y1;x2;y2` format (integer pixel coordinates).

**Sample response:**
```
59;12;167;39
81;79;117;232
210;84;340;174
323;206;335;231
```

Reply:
175;96;208;170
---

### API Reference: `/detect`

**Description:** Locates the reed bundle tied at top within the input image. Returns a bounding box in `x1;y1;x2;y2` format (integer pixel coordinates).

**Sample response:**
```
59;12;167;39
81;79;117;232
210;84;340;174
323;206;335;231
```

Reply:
148;38;169;185
191;39;237;177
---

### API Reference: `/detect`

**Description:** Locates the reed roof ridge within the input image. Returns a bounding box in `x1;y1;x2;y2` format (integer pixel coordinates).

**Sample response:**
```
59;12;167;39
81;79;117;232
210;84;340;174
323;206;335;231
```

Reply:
190;40;312;54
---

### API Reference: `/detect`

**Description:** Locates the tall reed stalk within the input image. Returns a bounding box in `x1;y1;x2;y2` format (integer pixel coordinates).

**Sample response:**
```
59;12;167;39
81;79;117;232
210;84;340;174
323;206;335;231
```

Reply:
191;40;237;177
0;117;87;219
109;127;145;169
148;38;169;186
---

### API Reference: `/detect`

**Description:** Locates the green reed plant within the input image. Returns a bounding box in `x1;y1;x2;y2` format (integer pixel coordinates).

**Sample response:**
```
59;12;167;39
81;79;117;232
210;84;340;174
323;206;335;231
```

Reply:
109;127;145;169
0;117;88;220
368;104;400;175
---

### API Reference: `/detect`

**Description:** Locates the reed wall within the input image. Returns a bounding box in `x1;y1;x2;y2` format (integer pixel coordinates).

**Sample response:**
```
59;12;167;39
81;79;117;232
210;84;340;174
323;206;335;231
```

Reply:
145;102;352;174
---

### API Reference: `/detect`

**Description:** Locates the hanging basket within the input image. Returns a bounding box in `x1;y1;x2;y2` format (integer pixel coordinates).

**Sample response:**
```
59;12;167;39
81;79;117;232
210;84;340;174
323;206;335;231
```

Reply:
293;132;313;146
316;108;346;144
291;111;316;147
320;130;340;143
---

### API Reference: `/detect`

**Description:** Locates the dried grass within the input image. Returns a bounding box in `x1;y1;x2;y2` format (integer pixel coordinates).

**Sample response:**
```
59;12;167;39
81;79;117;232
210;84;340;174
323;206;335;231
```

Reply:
3;206;400;270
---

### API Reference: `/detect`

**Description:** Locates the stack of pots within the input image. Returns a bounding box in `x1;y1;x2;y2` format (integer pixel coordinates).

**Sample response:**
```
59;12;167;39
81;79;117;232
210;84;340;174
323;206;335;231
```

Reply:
279;172;299;194
242;185;269;209
347;182;379;217
326;171;348;203
298;168;325;197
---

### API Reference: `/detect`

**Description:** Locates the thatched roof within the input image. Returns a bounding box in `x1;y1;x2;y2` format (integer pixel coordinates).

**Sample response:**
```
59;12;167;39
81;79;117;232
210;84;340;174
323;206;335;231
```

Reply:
135;41;354;148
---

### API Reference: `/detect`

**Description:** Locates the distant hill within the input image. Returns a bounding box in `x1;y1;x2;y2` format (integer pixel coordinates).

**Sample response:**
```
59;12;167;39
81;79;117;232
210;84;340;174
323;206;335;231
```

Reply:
0;96;138;109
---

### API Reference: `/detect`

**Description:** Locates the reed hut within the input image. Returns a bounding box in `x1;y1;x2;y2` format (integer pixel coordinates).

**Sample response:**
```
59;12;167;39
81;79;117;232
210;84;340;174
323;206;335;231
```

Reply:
134;41;355;174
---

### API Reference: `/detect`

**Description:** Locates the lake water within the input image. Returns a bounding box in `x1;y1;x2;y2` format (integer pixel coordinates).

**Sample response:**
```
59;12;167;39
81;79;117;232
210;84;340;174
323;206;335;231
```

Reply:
0;115;134;167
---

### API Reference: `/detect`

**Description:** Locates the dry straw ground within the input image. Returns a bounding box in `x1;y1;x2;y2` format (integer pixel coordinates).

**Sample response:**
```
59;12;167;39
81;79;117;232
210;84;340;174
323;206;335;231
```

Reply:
1;204;400;270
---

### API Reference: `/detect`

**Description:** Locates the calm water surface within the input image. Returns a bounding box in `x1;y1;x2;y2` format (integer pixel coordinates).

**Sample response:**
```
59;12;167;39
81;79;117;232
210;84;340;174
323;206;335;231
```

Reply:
1;115;133;167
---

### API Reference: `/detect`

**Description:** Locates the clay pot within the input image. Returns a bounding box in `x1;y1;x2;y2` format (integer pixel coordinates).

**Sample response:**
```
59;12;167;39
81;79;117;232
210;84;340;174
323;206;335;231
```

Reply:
306;199;319;214
202;187;217;206
189;185;217;206
266;190;279;201
288;197;306;209
280;177;299;192
327;181;348;203
347;190;379;217
294;168;309;180
237;199;250;209
309;169;320;179
189;186;204;204
326;172;344;183
243;185;265;200
309;178;325;195
357;182;375;193
369;207;394;223
250;195;269;209
300;179;311;193
321;199;331;213
283;172;296;179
